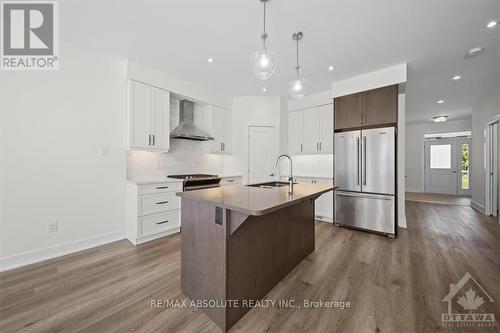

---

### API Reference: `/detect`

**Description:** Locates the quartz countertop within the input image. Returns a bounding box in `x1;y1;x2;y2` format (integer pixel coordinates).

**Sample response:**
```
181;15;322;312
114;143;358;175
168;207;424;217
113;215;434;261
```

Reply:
127;176;184;185
177;182;337;216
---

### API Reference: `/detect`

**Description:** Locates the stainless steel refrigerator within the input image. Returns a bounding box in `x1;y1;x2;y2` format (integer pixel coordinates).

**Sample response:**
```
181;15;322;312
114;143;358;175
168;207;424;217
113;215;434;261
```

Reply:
334;126;396;236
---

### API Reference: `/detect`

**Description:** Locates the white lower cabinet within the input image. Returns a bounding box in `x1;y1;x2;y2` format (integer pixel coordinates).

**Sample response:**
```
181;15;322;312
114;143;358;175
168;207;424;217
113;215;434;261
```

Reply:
294;176;334;222
126;180;182;245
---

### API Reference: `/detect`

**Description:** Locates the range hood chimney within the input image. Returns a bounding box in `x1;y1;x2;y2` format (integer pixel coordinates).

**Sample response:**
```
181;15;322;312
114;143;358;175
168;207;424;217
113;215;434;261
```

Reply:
170;100;214;141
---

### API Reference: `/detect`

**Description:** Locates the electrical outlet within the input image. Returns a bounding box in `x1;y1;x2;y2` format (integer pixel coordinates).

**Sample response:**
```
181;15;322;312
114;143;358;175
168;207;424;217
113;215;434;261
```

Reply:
48;221;58;233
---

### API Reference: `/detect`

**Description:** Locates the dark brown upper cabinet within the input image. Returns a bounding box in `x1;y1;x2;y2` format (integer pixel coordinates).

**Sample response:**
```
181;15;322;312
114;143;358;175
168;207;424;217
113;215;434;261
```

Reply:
363;85;398;127
334;93;363;130
334;84;398;130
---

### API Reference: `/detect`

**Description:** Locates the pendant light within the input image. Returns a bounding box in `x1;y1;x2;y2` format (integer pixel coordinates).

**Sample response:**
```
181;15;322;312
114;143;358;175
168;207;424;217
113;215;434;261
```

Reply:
287;31;310;99
250;0;278;80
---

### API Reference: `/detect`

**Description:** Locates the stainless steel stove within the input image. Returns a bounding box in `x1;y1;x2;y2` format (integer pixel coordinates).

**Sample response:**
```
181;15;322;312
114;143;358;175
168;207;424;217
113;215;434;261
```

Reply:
168;174;221;191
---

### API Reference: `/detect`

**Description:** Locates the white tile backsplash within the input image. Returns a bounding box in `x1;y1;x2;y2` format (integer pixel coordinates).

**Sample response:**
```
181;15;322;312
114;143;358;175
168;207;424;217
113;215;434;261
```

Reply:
127;139;225;179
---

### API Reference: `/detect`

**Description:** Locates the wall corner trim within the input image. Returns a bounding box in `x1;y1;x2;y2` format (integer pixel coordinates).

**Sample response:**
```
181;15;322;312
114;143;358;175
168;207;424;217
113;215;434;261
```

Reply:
0;230;126;272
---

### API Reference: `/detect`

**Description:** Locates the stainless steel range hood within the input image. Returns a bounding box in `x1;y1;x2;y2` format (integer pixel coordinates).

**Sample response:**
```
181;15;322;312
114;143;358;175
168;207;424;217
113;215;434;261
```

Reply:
170;100;214;141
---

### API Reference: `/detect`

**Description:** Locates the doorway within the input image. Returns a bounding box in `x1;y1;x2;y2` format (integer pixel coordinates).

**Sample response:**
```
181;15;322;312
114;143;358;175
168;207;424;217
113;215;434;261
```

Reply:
248;126;278;184
424;135;471;196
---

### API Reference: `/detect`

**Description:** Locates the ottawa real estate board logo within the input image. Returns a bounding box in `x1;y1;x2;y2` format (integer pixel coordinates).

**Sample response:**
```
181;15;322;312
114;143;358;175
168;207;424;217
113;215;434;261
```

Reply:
1;1;59;70
442;272;496;328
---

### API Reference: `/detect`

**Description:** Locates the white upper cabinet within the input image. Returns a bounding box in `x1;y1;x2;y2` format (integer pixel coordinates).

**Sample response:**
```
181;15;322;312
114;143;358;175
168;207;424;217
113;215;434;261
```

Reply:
210;105;232;154
303;108;321;153
151;87;170;150
288;111;304;154
319;104;334;153
288;104;333;155
127;80;170;152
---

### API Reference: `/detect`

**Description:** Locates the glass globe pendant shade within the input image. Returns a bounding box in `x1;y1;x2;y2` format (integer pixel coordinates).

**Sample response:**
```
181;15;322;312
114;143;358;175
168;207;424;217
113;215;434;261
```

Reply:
287;77;310;99
250;48;278;80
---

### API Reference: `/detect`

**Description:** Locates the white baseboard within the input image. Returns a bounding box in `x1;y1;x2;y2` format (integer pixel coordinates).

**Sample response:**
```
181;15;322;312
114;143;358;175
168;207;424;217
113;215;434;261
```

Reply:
0;230;126;272
471;201;486;214
316;215;333;223
405;188;423;193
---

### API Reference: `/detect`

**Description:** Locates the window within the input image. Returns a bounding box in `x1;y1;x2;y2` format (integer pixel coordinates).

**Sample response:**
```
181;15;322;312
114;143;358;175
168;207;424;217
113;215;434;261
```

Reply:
461;143;470;190
430;144;451;169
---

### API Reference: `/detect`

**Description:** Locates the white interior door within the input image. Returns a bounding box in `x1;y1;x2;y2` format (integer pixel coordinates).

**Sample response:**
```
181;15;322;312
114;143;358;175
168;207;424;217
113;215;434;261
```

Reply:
248;126;278;184
424;140;458;194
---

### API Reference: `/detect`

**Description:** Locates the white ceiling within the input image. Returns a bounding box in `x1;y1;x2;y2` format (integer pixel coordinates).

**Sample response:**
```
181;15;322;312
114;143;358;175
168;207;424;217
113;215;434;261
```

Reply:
60;0;499;123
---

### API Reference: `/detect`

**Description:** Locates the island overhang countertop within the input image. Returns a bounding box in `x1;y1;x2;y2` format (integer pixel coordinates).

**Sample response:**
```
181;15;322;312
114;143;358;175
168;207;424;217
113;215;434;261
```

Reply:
176;182;337;216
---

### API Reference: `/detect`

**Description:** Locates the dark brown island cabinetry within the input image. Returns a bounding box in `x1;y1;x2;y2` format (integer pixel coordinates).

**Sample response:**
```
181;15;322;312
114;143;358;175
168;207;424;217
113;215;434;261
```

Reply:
334;84;398;130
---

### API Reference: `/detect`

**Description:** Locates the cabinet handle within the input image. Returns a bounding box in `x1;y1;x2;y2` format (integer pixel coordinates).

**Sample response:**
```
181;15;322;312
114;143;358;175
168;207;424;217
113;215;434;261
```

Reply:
316;142;319;151
156;186;169;189
148;134;151;146
227;179;234;183
156;201;169;205
300;143;303;152
152;134;155;146
222;143;225;151
156;220;169;225
319;142;322;151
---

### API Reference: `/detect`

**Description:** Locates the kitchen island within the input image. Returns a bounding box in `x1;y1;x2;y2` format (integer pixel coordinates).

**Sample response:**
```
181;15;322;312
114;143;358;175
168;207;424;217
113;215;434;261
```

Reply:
177;182;336;332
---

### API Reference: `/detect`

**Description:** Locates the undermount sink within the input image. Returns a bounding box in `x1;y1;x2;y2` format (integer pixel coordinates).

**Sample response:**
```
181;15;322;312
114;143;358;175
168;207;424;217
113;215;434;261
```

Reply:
247;181;296;189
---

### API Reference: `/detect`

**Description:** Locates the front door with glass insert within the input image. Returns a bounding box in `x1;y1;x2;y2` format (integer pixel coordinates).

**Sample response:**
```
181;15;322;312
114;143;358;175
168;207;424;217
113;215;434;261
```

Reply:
424;139;471;195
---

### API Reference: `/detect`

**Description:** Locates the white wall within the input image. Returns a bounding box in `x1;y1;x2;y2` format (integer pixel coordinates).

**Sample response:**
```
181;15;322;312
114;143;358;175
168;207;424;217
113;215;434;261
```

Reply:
331;64;407;98
225;96;282;183
405;118;472;193
471;89;500;211
0;42;127;269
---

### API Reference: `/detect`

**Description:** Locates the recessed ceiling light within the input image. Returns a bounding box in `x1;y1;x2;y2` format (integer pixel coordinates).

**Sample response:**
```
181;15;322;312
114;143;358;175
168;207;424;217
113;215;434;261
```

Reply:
452;75;462;80
437;100;445;104
467;47;484;57
433;115;448;123
207;58;214;63
328;65;334;71
486;20;499;28
262;88;267;92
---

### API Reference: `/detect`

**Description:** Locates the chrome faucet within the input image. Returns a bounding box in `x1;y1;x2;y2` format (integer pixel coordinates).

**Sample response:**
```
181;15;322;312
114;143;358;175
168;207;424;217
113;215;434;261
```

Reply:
270;154;294;194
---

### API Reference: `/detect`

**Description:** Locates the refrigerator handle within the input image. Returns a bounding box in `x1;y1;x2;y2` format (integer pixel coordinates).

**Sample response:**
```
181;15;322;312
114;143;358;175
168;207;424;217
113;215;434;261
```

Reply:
362;136;367;186
356;137;360;185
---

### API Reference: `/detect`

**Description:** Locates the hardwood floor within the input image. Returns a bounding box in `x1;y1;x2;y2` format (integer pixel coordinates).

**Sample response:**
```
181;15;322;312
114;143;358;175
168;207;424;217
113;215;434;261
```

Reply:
1;201;499;333
406;192;472;206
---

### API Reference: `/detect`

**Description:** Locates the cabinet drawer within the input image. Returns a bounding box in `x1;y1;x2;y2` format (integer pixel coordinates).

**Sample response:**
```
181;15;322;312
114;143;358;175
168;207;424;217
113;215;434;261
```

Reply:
139;192;180;216
139;210;180;238
221;176;242;186
139;182;182;195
